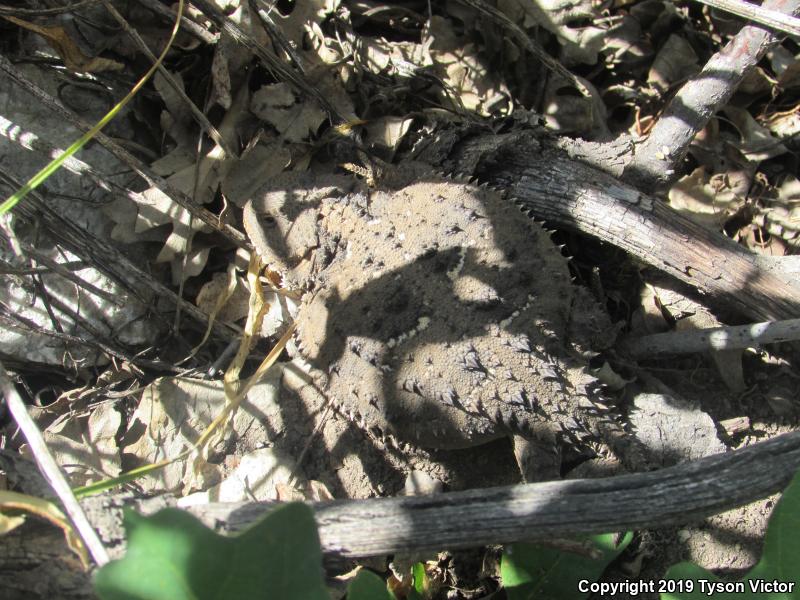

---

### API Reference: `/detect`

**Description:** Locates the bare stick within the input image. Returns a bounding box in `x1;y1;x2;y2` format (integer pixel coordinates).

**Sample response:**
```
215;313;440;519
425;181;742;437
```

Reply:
690;0;800;36
623;0;800;189
444;131;800;321
0;0;103;17
0;361;109;566
4;427;800;594
620;318;800;358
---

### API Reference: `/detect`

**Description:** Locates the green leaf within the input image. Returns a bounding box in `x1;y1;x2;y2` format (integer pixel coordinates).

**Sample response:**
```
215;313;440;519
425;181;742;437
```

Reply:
94;503;328;600
662;470;800;600
501;532;632;600
346;570;394;600
411;561;430;598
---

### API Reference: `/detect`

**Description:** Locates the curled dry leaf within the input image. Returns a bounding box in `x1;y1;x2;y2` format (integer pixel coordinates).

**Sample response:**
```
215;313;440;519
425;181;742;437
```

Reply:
668;166;748;229
3;16;124;73
0;490;89;569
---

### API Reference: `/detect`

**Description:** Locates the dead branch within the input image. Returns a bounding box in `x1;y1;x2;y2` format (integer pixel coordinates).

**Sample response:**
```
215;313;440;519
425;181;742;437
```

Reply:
622;0;800;189
0;361;108;566
431;129;800;322
691;0;800;36
2;429;798;599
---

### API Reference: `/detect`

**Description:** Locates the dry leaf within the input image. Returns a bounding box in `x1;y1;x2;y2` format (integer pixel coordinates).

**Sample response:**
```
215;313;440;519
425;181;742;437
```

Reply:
4;16;123;73
722;106;787;162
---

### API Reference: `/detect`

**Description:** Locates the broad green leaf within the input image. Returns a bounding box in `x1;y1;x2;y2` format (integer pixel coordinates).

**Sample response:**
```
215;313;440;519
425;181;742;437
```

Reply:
347;570;394;600
501;532;633;600
94;503;327;600
662;470;800;600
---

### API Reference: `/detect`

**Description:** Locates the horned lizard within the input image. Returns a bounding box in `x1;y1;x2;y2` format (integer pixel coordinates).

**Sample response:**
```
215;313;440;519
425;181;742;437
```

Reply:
242;167;637;480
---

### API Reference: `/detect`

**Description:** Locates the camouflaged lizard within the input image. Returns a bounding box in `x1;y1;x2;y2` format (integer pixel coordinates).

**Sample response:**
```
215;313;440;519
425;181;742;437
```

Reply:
242;166;641;480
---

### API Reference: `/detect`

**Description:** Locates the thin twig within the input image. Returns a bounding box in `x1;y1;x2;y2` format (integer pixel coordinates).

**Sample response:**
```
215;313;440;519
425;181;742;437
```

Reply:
0;361;109;566
101;0;235;157
0;53;250;251
0;0;102;17
18;241;123;306
134;0;218;45
689;0;800;36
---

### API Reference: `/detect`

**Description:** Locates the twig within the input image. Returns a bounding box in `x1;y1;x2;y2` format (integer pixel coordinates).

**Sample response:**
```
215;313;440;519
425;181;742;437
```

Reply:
623;0;800;189
134;0;218;45
0;0;102;17
690;0;800;36
18;241;123;306
0;53;250;251
0;361;109;566
620;317;800;358
101;0;235;157
445;131;800;321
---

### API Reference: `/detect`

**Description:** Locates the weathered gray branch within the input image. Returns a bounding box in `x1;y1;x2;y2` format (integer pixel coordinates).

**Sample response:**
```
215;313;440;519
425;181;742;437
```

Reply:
3;430;799;600
431;131;800;322
622;0;800;189
172;430;800;558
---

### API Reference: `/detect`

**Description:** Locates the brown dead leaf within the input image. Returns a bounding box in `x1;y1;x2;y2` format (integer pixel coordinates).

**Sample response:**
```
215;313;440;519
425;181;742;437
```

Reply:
4;15;123;73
